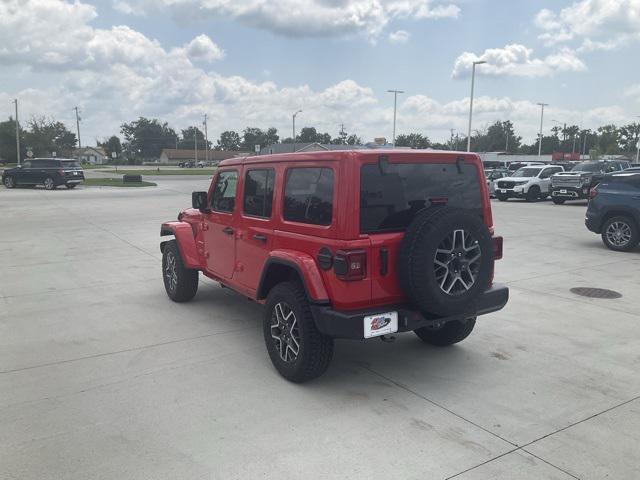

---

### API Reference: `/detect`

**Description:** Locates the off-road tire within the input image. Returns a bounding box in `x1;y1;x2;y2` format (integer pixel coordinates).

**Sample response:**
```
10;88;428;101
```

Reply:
3;176;15;188
66;184;77;189
162;240;199;302
601;216;639;252
263;282;334;383
496;192;509;202
526;186;540;202
398;207;494;317
552;198;565;205
414;318;476;346
43;177;56;190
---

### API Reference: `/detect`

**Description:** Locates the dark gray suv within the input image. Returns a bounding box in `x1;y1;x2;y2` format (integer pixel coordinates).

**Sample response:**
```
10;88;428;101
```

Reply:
585;171;640;251
2;158;85;190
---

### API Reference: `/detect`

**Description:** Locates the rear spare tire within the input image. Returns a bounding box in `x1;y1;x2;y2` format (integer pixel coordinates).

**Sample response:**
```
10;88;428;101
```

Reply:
398;207;494;317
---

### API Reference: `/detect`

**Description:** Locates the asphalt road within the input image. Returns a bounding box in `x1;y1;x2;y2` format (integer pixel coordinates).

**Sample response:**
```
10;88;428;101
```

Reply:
1;179;639;479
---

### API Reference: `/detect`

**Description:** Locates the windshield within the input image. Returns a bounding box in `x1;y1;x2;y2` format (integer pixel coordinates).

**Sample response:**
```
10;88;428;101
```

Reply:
512;167;541;178
360;162;481;233
571;162;602;172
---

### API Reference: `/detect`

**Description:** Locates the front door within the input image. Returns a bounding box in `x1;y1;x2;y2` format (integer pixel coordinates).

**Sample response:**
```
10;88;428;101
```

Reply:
15;160;34;185
203;169;239;279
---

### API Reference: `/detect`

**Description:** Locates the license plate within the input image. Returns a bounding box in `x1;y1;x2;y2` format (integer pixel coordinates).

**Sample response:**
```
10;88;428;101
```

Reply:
560;189;567;193
73;171;78;175
364;312;398;339
500;189;507;193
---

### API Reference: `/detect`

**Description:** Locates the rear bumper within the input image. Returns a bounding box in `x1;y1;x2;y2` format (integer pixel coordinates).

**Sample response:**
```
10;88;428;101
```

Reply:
585;211;601;233
310;283;509;340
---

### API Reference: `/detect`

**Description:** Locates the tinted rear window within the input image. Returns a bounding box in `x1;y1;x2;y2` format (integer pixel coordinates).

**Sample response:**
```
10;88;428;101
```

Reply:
360;163;482;233
283;167;334;225
61;160;81;168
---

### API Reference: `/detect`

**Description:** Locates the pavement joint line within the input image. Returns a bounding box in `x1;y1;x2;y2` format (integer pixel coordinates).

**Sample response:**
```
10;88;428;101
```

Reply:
0;325;256;375
520;448;581;480
504;257;640;285
443;447;521;479
362;365;518;447
508;284;640;318
444;393;640;479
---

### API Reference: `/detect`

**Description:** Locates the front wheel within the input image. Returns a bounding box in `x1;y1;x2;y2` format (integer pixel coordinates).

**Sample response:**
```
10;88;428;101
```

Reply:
66;183;77;189
552;198;565;205
414;318;476;346
496;192;509;202
162;240;199;301
3;176;15;188
263;282;334;382
601;216;639;252
525;186;540;202
43;177;56;190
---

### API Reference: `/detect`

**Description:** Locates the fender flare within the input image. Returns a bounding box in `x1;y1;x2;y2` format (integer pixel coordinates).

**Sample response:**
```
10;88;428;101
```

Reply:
257;250;329;304
160;221;200;269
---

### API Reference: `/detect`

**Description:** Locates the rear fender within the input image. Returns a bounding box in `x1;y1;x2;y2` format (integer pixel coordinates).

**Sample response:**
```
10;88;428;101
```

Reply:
161;221;200;269
257;250;329;304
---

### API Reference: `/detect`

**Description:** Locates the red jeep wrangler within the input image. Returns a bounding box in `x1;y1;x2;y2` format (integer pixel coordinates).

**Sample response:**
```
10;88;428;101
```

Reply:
160;150;508;382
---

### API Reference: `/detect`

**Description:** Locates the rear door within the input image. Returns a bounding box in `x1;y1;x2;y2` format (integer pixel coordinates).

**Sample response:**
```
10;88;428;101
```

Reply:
360;160;483;304
235;168;275;291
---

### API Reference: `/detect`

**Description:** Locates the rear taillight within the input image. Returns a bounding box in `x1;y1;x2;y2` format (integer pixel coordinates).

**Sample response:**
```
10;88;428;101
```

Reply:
334;249;366;281
589;185;599;199
492;236;503;260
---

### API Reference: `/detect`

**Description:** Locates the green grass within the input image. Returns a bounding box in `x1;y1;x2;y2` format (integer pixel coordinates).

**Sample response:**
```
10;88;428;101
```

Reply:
83;178;157;187
103;168;216;175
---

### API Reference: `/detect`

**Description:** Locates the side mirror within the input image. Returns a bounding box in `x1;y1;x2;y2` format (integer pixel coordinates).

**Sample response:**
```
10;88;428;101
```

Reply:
192;191;210;213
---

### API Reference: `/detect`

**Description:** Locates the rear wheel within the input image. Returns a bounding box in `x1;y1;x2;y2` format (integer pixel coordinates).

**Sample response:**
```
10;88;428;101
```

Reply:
263;282;334;382
162;240;199;301
3;176;15;188
552;198;565;205
601;216;639;252
526;186;540;202
414;318;476;346
43;177;55;190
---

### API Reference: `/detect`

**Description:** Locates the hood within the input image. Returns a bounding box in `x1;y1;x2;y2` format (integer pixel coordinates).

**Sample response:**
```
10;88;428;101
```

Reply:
554;171;593;177
503;176;532;182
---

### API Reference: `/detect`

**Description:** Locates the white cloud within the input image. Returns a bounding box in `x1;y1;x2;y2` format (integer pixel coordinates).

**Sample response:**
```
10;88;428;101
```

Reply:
451;44;587;78
388;30;410;44
534;0;640;50
625;83;640;100
183;34;225;62
113;0;459;40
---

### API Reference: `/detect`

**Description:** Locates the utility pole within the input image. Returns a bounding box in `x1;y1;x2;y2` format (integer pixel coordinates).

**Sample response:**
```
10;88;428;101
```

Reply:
387;89;404;146
537;103;548;158
467;60;486;152
450;129;455;150
13;99;21;165
292;110;302;153
203;114;209;164
194;127;198;164
73;106;82;150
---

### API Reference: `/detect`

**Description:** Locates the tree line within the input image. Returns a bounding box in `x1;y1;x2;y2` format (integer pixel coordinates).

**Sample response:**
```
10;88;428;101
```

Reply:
1;115;639;164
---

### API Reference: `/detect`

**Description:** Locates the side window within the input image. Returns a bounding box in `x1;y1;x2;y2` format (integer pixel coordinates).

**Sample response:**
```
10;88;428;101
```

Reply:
30;160;43;168
539;169;553;179
283;167;334;226
243;169;274;218
211;170;238;213
22;161;32;169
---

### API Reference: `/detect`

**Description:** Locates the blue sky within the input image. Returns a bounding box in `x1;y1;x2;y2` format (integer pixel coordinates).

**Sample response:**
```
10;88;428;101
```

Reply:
1;0;639;145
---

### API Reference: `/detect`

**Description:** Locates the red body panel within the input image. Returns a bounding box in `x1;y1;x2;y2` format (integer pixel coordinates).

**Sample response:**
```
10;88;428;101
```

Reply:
165;149;498;312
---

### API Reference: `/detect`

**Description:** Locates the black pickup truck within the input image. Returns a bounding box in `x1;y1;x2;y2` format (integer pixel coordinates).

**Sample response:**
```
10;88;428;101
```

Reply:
550;160;630;204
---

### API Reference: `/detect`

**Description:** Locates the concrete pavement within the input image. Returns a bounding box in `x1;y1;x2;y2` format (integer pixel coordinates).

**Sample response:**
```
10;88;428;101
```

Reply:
1;179;639;479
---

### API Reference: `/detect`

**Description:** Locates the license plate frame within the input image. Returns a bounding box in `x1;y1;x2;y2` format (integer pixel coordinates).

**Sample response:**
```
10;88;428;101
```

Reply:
364;312;398;339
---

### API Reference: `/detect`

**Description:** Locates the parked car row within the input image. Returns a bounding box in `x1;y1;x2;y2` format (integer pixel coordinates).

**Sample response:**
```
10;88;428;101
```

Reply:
2;158;84;189
178;160;215;168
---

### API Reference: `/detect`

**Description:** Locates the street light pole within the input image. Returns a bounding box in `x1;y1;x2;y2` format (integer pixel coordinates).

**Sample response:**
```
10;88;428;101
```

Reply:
194;126;198;164
467;60;486;152
537;103;548;158
387;89;404;146
203;114;209;164
635;116;640;164
292;109;302;153
13;99;20;165
73;106;82;150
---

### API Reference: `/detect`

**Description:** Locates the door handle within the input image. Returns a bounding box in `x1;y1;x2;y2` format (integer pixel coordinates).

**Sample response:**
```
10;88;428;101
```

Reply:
252;234;267;242
223;227;234;235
